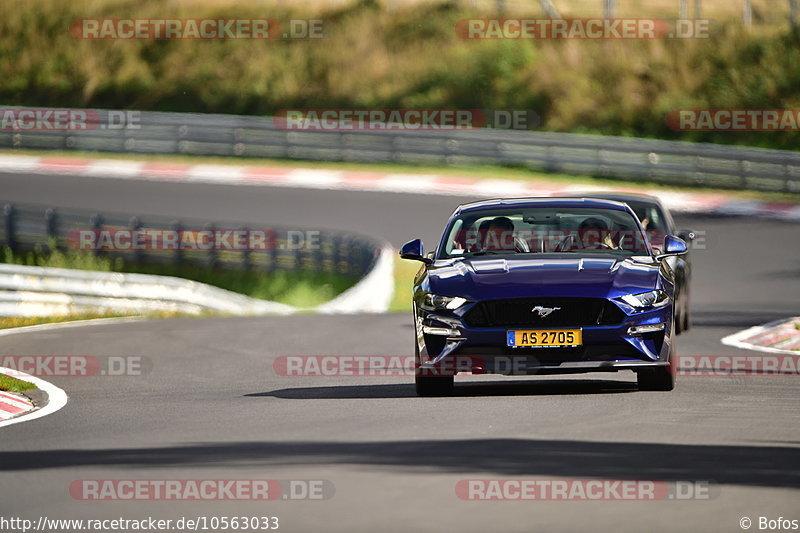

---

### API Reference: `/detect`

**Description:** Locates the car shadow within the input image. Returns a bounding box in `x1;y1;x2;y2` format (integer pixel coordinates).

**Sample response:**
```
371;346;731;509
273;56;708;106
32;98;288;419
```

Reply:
690;310;794;329
2;438;798;489
246;378;638;400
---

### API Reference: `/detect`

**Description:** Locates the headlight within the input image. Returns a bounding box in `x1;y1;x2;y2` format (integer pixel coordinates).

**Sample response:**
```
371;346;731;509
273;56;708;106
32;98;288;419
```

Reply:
420;294;469;311
621;290;669;309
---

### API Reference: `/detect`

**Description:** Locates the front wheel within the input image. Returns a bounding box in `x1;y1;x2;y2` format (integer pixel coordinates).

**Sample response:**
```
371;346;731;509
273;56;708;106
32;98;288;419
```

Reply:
414;341;454;396
415;375;455;396
637;365;675;391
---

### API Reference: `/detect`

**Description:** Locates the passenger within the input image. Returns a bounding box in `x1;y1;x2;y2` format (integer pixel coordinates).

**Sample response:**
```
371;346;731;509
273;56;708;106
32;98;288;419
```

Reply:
632;206;662;251
632;206;651;230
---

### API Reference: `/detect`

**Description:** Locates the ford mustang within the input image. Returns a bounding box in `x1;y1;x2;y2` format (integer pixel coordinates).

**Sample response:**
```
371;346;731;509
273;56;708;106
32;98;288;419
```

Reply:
400;197;688;396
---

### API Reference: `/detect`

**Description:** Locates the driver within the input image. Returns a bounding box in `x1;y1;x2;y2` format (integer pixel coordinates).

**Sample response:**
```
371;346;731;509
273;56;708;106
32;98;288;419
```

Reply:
579;217;617;250
484;217;515;251
483;216;530;252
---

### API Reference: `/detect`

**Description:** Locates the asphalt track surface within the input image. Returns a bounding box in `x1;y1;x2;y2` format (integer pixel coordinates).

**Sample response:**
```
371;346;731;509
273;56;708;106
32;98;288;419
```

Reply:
1;172;799;533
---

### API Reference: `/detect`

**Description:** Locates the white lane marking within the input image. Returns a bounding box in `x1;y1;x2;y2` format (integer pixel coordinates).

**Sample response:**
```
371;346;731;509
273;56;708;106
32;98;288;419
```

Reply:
0;155;42;172
287;169;343;187
470;179;532;197
0;366;68;428
377;174;438;192
721;317;800;355
84;159;146;178
186;164;247;182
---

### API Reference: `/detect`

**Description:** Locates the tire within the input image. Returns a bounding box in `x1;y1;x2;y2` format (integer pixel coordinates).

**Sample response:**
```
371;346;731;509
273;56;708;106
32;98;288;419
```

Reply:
682;301;691;332
674;283;685;335
414;340;454;397
637;365;675;391
415;375;455;397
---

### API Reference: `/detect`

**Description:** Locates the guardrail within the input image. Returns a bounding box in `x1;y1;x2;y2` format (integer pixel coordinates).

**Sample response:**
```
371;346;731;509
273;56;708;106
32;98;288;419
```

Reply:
1;203;380;278
0;263;296;317
0;203;393;317
1;106;799;193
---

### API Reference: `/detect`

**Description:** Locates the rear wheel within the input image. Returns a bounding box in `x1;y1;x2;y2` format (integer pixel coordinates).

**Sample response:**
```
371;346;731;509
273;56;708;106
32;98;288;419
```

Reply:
682;300;691;332
674;285;685;334
637;365;675;391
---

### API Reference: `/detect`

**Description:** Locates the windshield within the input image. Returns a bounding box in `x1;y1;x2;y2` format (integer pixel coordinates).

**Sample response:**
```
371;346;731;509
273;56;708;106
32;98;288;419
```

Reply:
439;206;651;259
623;200;671;252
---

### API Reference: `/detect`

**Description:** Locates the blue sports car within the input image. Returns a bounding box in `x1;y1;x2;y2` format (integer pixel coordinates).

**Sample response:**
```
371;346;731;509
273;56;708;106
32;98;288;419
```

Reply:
400;197;688;396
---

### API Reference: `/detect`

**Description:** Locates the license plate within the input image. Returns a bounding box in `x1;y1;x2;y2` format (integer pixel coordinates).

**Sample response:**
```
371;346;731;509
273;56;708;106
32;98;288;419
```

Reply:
507;329;582;348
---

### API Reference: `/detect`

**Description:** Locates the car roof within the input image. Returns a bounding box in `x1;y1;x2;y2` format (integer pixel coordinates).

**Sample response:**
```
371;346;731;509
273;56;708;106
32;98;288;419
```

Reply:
454;197;632;215
555;191;662;206
554;192;675;232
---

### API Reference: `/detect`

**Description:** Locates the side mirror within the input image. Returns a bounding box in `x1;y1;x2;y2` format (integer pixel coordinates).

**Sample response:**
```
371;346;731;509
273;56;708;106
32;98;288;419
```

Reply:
656;234;688;260
677;229;696;242
400;239;432;264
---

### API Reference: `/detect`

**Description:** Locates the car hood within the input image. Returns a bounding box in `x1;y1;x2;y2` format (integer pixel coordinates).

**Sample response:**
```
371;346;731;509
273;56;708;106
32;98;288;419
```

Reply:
427;256;661;301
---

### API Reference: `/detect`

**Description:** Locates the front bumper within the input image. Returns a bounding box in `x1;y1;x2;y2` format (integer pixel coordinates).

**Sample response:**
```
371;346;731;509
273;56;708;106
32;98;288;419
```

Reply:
416;305;673;376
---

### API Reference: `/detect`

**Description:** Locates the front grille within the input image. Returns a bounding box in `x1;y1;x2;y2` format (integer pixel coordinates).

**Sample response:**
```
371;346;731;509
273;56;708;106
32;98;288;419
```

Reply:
463;297;625;328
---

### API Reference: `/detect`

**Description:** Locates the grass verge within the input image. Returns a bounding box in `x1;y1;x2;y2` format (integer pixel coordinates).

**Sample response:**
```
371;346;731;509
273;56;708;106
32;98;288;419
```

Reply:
2;244;359;308
390;255;420;314
0;311;187;330
0;373;36;393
